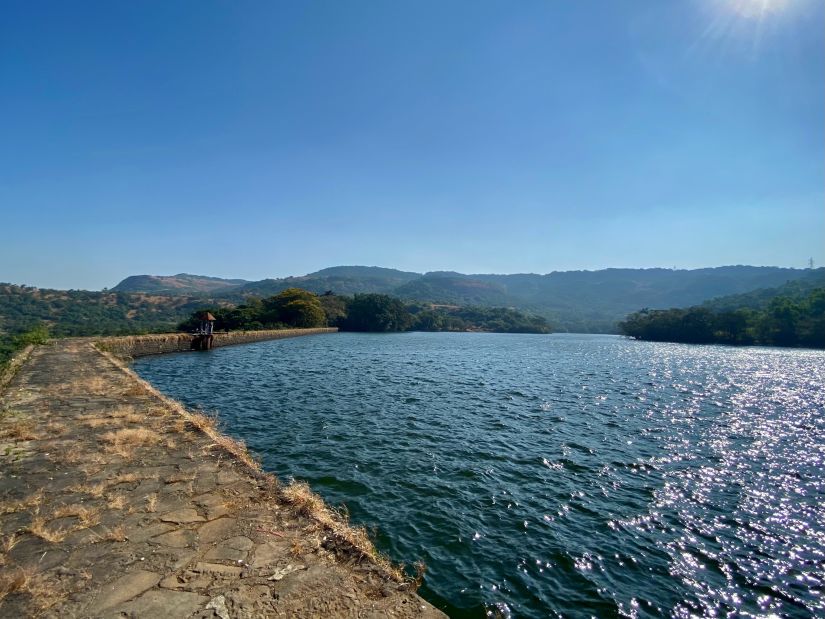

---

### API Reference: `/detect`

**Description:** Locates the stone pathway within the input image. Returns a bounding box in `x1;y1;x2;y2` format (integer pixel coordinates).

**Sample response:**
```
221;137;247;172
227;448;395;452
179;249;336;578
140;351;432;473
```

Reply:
0;339;445;618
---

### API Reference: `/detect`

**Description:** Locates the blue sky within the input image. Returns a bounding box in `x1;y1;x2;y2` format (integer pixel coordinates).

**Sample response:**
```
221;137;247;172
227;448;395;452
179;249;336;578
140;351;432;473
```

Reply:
1;0;822;290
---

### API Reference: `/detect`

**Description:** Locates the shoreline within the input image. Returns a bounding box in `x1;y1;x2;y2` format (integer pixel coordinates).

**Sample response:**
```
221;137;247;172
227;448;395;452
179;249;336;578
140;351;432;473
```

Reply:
0;333;444;617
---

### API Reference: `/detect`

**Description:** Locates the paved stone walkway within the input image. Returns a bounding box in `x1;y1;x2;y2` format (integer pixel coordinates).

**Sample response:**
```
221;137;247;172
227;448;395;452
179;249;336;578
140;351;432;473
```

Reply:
0;340;445;618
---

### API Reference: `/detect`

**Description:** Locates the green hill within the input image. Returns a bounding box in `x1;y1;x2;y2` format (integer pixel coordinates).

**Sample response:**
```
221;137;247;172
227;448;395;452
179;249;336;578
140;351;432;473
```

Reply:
110;265;822;333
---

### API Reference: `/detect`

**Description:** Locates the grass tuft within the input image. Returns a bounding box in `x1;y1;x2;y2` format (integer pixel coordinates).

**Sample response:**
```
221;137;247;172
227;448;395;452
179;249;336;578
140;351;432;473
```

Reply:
100;427;160;458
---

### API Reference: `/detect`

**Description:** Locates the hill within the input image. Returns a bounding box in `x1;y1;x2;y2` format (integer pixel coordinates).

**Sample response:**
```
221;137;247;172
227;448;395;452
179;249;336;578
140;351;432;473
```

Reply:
620;281;825;348
112;273;248;295
0;284;228;337
111;265;822;332
700;269;825;312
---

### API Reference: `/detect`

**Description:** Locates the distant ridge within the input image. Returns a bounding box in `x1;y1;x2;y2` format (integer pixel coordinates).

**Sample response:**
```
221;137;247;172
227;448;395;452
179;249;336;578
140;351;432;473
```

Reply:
112;273;248;295
110;265;823;332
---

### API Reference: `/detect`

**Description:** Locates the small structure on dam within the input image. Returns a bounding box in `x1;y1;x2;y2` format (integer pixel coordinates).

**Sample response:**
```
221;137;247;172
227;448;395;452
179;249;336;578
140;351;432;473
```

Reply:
192;312;216;350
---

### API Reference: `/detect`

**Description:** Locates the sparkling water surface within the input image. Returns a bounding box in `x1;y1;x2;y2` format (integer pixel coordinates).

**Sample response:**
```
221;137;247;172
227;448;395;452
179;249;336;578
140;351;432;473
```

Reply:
133;333;825;618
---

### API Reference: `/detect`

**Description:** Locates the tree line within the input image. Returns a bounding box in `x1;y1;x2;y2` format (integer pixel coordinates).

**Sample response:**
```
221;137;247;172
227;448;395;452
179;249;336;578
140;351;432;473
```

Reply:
619;288;825;348
177;288;552;334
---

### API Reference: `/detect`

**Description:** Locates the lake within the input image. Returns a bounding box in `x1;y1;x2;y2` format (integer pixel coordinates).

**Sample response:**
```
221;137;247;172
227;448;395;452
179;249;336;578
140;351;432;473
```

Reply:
133;332;825;618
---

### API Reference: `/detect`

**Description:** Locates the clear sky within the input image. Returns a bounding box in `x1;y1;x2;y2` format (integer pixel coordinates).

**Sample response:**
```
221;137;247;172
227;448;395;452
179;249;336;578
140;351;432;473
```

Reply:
1;0;822;290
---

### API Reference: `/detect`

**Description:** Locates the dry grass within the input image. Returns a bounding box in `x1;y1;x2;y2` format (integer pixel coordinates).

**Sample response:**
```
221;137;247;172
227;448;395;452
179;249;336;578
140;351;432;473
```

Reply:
100;427;160;458
50;449;86;465
108;472;144;485
106;494;127;510
121;384;147;397
81;417;113;429
106;405;137;420
43;421;66;437
0;566;32;603
49;504;100;528
170;418;186;434
290;539;306;557
66;375;108;396
281;481;404;582
0;416;38;441
68;482;107;498
185;411;218;433
145;494;158;513
0;565;76;612
2;534;20;555
0;534;20;567
0;490;44;516
27;515;69;543
98;525;127;543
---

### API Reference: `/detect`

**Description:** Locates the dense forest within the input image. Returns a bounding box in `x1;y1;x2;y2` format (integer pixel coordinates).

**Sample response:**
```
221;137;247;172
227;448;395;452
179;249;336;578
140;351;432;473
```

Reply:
620;288;825;348
177;288;552;335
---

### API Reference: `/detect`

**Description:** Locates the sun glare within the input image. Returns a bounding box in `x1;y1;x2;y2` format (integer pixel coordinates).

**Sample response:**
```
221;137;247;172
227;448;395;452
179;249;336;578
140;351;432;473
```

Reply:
697;0;804;56
728;0;790;19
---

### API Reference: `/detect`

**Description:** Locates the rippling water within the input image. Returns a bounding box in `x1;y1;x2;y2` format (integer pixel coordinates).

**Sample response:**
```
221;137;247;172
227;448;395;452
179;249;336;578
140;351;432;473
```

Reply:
133;333;825;618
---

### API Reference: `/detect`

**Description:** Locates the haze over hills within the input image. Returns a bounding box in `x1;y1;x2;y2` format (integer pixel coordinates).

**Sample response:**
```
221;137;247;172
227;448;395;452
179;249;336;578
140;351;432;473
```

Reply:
112;265;824;333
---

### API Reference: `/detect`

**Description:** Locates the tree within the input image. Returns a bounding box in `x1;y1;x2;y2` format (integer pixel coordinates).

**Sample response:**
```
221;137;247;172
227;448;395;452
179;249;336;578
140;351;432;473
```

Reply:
262;288;326;328
342;294;412;332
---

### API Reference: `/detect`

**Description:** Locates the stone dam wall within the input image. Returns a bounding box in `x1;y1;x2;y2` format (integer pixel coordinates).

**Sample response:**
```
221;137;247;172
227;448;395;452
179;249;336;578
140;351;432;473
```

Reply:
96;327;338;358
0;338;444;617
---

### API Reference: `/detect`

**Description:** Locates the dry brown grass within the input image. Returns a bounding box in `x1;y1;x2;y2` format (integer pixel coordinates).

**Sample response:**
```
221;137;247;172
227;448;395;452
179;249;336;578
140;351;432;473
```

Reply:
170;418;187;434
121;384;147;397
49;504;100;528
99;525;127;542
27;515;69;543
0;490;44;516
106;494;127;510
281;481;404;582
0;566;32;603
108;472;144;485
68;482;107;498
50;449;86;466
67;375;108;396
2;534;20;555
0;417;38;441
100;427;160;458
43;421;66;437
0;565;77;612
290;539;306;557
0;534;20;567
81;417;113;429
186;411;218;433
106;405;137;420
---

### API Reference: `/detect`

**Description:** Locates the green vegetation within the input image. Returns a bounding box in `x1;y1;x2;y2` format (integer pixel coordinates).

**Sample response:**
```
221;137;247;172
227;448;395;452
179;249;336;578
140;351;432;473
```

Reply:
619;288;825;348
408;304;552;334
178;290;552;334
0;283;212;337
112;265;824;333
0;324;49;369
178;288;326;331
